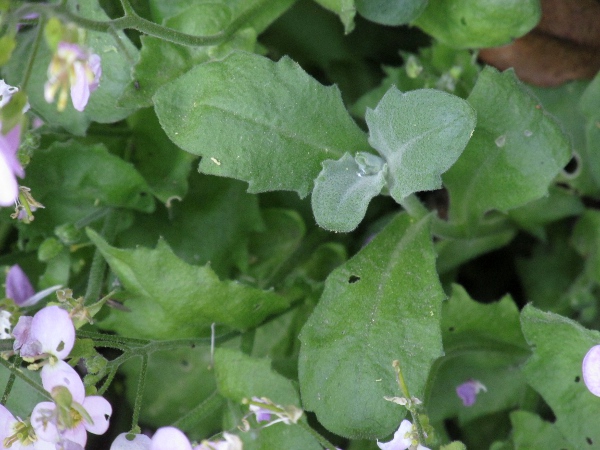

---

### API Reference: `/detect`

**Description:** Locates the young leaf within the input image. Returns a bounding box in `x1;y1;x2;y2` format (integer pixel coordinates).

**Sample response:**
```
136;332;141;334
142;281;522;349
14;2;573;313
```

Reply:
298;213;444;438
520;305;600;449
366;87;476;202
413;0;540;49
355;0;427;26
88;230;289;339
443;67;572;226
154;51;369;198
311;152;387;232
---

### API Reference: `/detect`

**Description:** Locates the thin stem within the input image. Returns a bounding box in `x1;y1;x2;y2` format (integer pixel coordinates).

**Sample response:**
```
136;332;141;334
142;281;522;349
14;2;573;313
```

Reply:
97;365;119;396
85;209;118;303
130;354;148;431
392;360;427;445
21;15;46;91
0;356;20;405
118;0;136;16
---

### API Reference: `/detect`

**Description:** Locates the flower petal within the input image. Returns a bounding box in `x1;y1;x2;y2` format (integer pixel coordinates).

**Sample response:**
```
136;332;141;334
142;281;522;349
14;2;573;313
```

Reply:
151;427;193;450
41;360;86;402
583;345;600;396
29;305;75;359
111;433;152;450
31;401;59;442
5;264;35;305
70;61;91;112
82;395;112;435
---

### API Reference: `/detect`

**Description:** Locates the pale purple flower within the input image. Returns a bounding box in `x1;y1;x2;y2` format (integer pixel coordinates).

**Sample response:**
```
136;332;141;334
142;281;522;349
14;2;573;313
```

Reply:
456;379;487;407
377;420;430;450
110;433;152;450
583;345;600;396
44;42;101;112
32;361;112;448
0;82;25;207
5;264;61;307
249;397;272;423
0;404;55;449
13;305;75;360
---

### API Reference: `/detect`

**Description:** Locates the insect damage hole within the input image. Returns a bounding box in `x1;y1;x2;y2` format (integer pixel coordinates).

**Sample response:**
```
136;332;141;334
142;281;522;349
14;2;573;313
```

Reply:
348;275;360;284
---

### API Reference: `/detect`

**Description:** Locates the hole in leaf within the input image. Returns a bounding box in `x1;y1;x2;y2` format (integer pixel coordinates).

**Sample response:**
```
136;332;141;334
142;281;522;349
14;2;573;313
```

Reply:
348;275;360;284
586;437;593;445
575;376;581;382
180;359;190;368
460;17;467;25
448;327;455;332
562;153;580;178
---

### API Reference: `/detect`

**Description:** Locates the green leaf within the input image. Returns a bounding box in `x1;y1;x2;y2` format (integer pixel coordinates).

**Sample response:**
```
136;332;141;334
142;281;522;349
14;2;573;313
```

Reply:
579;73;600;195
443;68;571;227
121;346;223;437
355;0;427;25
88;229;289;339
22;141;154;236
298;213;444;438
154;51;369;198
426;285;529;424
313;0;356;33
128;108;196;203
507;186;584;240
520;305;600;448
0;366;45;419
435;229;516;274
214;348;322;450
572;210;600;284
116;175;264;279
311;152;387;232
413;0;541;49
366;87;476;202
510;410;570;449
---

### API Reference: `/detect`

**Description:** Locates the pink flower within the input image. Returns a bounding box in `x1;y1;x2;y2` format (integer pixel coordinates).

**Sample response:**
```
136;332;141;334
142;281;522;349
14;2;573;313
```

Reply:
456;379;487;407
32;361;112;448
150;427;193;450
13;305;75;360
110;433;152;450
44;42;101;112
195;433;242;450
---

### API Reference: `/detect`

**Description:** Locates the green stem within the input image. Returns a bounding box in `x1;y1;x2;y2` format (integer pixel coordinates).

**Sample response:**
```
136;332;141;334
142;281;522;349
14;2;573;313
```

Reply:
130;354;148;431
0;356;20;405
85;209;118;303
21;15;46;91
431;213;515;240
296;420;338;450
398;194;429;220
392;360;427;446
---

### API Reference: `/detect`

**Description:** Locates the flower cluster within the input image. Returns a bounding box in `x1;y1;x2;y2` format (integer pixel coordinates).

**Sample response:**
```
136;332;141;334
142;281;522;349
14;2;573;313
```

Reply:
2;289;112;449
44;42;101;112
110;427;242;450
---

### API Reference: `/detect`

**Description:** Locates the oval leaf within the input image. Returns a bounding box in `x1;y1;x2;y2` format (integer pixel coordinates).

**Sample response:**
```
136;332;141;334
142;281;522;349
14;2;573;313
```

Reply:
366;87;476;202
312;153;387;232
298;213;444;438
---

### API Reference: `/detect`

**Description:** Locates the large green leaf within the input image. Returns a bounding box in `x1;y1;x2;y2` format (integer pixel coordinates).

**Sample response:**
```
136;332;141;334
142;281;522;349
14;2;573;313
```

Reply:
426;285;529;424
89;230;289;339
510;411;570;449
214;348;322;450
298;213;444;438
22;141;154;236
366;86;476;202
443;68;571;227
355;0;427;26
154;51;369;198
520;305;600;449
413;0;540;49
579;73;600;196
